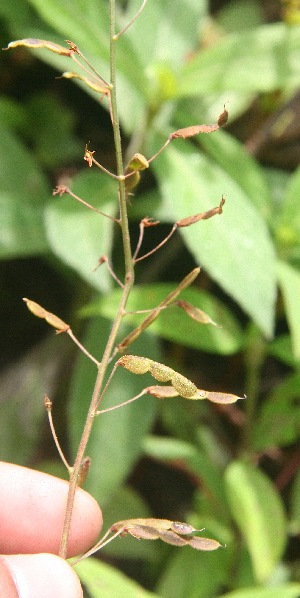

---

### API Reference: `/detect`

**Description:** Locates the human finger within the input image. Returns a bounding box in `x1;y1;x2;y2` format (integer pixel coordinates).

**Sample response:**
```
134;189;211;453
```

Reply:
0;554;83;598
0;462;102;557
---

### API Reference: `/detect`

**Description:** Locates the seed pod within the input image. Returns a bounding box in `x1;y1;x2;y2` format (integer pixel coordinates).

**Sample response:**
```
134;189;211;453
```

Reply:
171;373;198;398
4;38;73;56
149;362;174;382
170;123;219;139
117;355;151;375
171;522;196;535
23;298;69;332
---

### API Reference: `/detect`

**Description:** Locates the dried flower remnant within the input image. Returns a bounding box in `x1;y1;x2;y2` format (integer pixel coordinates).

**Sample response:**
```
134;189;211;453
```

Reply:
84;143;96;167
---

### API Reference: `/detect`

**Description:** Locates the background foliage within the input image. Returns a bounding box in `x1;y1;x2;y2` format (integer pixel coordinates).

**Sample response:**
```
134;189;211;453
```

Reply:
1;0;300;596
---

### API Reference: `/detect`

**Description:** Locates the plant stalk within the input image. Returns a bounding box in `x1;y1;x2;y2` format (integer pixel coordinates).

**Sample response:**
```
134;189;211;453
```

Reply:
59;0;134;558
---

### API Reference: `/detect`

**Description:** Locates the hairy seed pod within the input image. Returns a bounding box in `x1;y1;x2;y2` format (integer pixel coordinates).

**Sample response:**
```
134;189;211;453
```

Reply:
171;373;197;398
149;362;174;382
118;355;151;374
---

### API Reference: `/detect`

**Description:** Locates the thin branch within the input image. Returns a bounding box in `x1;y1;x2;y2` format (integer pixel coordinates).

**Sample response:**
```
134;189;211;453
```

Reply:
93;256;124;288
53;185;120;223
97;389;146;414
72;528;124;565
67;329;101;366
134;225;177;262
68;41;110;88
114;0;149;39
44;396;71;472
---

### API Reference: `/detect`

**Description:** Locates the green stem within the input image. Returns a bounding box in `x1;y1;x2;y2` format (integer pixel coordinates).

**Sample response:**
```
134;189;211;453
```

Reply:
59;0;134;559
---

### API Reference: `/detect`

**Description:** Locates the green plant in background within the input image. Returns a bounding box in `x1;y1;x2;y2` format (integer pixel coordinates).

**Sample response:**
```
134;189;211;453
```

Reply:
1;1;300;597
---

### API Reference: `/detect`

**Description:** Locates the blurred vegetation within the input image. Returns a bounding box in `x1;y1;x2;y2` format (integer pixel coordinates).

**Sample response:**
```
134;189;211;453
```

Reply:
1;0;300;596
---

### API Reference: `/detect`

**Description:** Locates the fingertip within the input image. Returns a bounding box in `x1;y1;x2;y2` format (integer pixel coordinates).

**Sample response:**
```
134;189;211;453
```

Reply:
1;554;83;598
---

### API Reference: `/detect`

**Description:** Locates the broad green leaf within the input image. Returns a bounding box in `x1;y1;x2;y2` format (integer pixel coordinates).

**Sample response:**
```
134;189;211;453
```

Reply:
81;284;243;354
143;435;197;461
0;97;28;133
26;0;109;58
291;469;300;534
176;23;300;97
0;192;46;259
219;585;300;598
277;260;300;360
45;170;117;292
157;541;231;598
187;449;230;521
0;0;35;29
0;336;67;464
25;93;82;168
23;0;148;132
0;127;48;200
75;557;159;598
198;130;271;219
276;166;300;253
268;334;296;368
0;127;48;258
252;372;300;450
124;0;208;68
217;0;263;31
152;141;276;338
68;317;159;506
225;461;287;582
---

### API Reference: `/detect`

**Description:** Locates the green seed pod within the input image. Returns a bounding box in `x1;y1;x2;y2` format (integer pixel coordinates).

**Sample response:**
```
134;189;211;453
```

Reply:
118;355;151;375
149;362;174;382
171;373;197;398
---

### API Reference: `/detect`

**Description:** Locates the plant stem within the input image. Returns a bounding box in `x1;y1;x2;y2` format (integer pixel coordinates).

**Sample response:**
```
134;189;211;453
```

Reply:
59;0;134;559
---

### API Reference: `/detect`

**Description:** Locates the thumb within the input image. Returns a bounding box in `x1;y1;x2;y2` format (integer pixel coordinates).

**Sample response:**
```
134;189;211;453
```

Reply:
0;554;82;598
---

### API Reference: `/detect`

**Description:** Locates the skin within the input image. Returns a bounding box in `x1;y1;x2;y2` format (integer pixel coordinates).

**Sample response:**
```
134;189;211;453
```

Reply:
0;462;103;597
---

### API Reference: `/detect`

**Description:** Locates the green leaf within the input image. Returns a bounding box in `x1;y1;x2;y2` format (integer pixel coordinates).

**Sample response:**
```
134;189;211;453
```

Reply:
177;23;300;97
252;372;300;450
276;166;300;255
68;317;159;506
219;585;300;598
0;127;49;200
0;97;29;133
277;260;300;361
143;435;197;461
124;0;208;68
0;128;48;259
0;192;46;259
268;334;296;368
25;93;82;168
82;284;243;354
0;336;65;464
24;0;148;132
75;557;159;598
225;460;287;582
152;141;276;338
157;542;231;598
45;170;116;292
26;0;109;57
199;130;271;220
290;469;300;534
217;0;263;32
